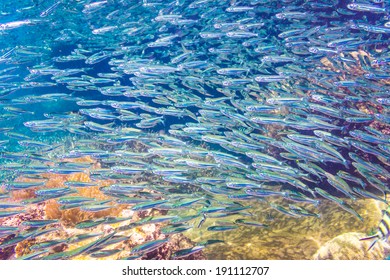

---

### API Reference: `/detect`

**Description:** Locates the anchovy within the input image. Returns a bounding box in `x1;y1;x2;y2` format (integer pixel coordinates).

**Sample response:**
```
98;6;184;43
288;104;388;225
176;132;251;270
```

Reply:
130;239;169;255
131;200;168;211
172;245;205;259
43;232;116;260
235;219;269;228
207;225;238;231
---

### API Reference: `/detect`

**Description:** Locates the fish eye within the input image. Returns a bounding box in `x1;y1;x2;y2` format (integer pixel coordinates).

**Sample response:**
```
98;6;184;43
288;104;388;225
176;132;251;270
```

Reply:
255;77;264;82
222;80;231;86
364;73;373;78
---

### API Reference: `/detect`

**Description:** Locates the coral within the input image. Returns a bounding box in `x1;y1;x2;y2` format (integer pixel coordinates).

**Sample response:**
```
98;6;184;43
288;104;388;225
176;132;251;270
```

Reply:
40;157;123;226
44;176;124;227
0;203;45;259
11;188;38;201
0;234;17;260
370;121;390;136
10;177;49;201
8;156;203;260
41;174;68;189
45;199;124;227
66;208;205;260
15;238;35;258
4;155;387;260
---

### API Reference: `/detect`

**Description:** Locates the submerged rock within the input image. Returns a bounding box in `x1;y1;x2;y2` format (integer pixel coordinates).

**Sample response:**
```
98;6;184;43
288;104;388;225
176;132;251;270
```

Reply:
186;197;387;260
313;232;390;260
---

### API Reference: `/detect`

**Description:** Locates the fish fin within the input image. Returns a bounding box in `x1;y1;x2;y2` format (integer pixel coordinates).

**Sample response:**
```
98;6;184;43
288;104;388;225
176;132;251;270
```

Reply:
181;42;189;53
360;234;379;241
367;239;379;251
106;121;115;127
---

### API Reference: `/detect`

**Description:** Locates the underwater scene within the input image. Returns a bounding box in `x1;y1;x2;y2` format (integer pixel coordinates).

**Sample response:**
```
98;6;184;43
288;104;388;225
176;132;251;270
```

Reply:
0;0;389;261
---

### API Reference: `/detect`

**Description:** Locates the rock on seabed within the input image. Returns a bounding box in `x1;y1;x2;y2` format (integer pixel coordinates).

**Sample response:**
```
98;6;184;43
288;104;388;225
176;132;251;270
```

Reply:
313;232;390;260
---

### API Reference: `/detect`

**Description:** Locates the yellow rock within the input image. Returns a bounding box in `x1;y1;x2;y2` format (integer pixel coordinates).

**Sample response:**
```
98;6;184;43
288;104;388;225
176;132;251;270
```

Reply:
313;232;390;260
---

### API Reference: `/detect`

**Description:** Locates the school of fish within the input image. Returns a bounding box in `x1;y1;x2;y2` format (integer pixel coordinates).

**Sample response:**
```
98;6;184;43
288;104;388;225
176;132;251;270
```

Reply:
0;0;389;259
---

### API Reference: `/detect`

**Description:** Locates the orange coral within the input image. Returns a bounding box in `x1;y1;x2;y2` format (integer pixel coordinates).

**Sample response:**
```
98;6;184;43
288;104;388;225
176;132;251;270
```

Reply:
15;238;35;258
11;188;37;201
45;199;125;227
41;157;125;226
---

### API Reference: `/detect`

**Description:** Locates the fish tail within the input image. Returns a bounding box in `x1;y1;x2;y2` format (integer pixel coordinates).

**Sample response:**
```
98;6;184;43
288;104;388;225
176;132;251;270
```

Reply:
340;125;349;134
343;160;351;169
360;234;380;251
